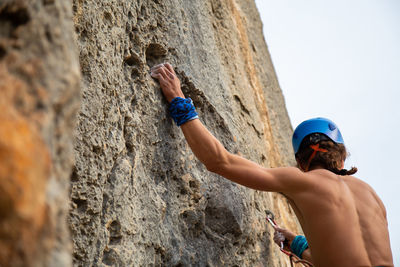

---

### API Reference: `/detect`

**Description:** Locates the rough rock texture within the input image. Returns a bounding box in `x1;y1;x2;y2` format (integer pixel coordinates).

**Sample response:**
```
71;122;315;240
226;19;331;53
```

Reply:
69;0;301;266
0;0;80;266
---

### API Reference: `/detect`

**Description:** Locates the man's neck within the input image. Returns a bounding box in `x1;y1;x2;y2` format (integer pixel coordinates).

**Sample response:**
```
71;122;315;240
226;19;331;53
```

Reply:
308;165;325;171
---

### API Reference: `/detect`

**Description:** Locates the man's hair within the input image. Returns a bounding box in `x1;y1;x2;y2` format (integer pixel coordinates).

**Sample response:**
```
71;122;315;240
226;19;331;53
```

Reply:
295;139;358;176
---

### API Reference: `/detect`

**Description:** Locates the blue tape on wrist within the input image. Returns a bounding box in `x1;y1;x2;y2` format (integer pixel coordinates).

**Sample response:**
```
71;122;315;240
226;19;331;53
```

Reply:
169;97;199;126
290;235;309;259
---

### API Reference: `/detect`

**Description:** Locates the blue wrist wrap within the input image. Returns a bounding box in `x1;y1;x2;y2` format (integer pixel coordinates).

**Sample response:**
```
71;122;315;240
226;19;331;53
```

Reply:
169;97;199;126
290;235;308;259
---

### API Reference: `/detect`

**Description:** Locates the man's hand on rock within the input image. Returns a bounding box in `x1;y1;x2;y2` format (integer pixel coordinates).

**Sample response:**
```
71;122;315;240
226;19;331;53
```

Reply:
151;63;185;103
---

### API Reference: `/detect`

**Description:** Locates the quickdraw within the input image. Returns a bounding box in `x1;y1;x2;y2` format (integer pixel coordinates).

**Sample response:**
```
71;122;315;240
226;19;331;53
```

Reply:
265;210;314;267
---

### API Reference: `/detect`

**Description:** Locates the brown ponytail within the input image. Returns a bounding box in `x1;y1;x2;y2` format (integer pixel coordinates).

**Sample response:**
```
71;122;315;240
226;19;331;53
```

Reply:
329;166;358;176
296;138;357;176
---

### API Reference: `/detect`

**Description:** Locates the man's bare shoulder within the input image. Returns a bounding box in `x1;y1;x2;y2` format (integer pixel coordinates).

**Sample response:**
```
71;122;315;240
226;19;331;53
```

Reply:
284;168;339;194
342;175;375;192
303;170;374;195
269;166;316;185
343;175;387;215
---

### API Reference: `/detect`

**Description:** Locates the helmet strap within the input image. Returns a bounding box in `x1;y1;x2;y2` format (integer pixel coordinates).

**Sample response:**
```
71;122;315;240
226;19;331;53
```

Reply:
304;144;328;171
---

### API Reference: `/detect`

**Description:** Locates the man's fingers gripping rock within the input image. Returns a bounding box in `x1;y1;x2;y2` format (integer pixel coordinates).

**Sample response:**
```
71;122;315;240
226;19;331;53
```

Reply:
164;63;176;75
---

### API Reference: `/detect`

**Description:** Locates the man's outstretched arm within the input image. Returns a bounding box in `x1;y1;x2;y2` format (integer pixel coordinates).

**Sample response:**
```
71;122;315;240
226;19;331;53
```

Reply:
151;63;308;193
180;119;299;192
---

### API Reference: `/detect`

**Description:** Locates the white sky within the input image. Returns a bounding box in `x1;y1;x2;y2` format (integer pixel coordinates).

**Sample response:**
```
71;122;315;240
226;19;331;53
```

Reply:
254;0;400;264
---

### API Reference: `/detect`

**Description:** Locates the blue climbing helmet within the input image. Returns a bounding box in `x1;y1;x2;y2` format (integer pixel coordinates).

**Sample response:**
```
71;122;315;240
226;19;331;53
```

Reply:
292;117;344;154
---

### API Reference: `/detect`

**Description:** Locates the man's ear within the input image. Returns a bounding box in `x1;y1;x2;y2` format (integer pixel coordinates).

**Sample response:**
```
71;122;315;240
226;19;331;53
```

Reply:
341;160;345;169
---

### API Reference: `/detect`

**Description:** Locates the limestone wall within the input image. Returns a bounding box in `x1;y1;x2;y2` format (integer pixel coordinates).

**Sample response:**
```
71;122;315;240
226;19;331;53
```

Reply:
70;0;300;266
0;0;301;266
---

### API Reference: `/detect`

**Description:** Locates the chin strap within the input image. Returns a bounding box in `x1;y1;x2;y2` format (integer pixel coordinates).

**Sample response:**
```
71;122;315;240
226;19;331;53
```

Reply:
304;144;328;171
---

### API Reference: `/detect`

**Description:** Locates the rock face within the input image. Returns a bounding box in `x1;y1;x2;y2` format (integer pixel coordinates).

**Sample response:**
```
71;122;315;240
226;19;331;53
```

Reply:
0;0;301;266
0;1;80;266
70;0;301;266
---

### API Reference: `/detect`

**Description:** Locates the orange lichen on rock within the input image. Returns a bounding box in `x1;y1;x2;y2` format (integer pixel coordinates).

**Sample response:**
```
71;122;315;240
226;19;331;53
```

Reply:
0;67;51;266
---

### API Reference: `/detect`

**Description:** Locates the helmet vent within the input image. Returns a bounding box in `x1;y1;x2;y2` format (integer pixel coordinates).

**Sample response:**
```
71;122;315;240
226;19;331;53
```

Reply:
328;123;336;131
309;133;321;144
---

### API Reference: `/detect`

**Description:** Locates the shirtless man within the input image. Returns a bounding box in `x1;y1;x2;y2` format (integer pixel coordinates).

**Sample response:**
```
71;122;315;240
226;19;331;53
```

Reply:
273;170;393;266
150;63;393;267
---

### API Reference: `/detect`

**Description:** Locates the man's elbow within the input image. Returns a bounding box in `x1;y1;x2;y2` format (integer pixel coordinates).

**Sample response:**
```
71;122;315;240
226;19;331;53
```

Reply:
205;162;220;173
204;153;230;174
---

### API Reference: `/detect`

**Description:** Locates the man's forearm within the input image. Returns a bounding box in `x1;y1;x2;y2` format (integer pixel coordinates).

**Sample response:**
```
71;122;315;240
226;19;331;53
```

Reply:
180;119;229;171
301;248;312;263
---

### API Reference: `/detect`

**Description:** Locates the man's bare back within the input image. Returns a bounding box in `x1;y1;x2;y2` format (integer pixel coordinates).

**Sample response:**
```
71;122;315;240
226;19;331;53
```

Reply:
343;175;393;266
285;169;393;266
